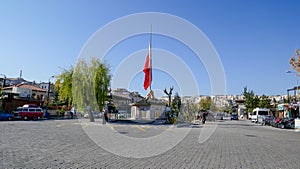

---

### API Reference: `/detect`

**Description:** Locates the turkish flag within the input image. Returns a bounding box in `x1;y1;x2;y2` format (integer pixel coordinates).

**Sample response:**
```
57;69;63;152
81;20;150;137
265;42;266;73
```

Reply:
143;44;152;90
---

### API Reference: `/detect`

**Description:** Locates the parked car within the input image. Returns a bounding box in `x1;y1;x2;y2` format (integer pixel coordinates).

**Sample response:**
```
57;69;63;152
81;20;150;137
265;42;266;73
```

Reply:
0;111;14;121
215;113;224;120
248;113;252;120
117;113;126;119
277;118;295;129
84;112;101;119
14;106;44;120
64;111;74;119
231;114;238;120
251;108;270;123
262;115;275;125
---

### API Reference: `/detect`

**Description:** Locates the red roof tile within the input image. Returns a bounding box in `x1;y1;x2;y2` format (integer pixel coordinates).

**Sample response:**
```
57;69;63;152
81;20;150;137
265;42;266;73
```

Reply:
2;84;46;93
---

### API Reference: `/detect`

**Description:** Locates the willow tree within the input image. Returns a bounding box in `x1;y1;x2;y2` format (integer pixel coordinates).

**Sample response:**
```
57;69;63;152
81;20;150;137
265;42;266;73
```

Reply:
73;57;111;122
93;59;111;111
55;67;73;107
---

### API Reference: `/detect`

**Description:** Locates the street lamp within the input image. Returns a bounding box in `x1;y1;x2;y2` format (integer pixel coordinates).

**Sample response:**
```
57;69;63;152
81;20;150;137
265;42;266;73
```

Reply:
286;70;300;119
286;70;299;102
45;76;54;114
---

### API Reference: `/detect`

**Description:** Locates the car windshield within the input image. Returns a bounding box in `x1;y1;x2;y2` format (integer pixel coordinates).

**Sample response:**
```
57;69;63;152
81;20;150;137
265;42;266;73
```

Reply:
258;111;268;116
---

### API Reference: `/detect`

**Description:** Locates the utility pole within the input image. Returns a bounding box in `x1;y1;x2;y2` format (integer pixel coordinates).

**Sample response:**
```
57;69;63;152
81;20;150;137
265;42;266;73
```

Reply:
45;76;54;115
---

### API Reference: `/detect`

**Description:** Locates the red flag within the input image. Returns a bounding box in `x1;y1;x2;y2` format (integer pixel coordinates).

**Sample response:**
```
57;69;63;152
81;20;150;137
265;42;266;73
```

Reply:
143;44;152;90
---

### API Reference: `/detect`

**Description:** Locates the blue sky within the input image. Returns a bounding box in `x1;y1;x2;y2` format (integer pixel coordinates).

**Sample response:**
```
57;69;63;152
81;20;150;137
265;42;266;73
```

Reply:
1;0;300;97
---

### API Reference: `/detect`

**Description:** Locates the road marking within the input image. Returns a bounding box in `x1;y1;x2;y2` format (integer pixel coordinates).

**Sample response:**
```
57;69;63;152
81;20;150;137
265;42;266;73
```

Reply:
132;125;145;131
56;123;65;127
83;123;88;129
108;124;115;131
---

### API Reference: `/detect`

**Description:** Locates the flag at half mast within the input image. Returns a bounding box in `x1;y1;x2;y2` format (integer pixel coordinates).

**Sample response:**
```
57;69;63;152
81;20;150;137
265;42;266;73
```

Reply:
143;43;152;90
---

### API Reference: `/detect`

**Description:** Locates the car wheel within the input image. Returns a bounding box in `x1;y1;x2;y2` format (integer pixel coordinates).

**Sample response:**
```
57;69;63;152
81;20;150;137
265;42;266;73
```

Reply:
24;116;28;120
291;123;295;129
279;124;284;129
8;117;13;121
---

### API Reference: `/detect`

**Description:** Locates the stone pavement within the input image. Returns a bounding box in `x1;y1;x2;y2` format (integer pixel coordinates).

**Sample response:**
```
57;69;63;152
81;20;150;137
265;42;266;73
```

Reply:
1;119;300;168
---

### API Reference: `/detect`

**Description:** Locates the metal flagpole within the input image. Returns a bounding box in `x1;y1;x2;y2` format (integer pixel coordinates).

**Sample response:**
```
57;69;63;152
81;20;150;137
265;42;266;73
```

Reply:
150;24;152;91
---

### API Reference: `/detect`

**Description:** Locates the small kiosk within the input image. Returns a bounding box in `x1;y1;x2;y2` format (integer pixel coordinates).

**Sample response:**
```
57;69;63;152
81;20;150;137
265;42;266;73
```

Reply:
277;104;290;118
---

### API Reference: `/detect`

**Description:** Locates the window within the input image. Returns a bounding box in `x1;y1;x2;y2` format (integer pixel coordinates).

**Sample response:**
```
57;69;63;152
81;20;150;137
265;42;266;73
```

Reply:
258;111;269;116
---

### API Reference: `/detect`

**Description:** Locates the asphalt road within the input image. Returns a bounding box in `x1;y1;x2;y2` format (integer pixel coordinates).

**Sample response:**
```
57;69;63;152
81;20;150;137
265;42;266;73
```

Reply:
1;119;300;168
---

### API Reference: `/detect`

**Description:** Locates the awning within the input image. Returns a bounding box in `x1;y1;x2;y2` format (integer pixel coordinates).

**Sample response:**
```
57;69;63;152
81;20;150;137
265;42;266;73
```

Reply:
277;104;289;111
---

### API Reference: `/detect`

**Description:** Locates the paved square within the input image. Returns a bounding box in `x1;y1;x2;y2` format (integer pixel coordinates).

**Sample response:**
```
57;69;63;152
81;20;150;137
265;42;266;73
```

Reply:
1;119;300;168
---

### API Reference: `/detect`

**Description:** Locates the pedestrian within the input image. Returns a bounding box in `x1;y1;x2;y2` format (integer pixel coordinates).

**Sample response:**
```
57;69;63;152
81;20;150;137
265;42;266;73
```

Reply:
202;111;208;124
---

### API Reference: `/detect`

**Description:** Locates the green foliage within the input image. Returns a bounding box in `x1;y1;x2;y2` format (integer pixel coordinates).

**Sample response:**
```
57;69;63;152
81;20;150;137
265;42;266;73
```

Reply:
172;93;181;114
73;59;91;112
243;87;272;112
93;59;111;111
168;116;178;124
56;67;73;107
199;96;212;111
72;57;111;113
55;107;66;117
258;94;271;108
243;87;259;112
55;57;111;118
166;93;182;124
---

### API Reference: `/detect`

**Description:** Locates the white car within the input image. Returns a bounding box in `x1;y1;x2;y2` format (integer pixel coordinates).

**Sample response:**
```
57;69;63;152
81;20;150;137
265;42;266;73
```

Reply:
215;113;224;120
83;113;89;118
84;112;101;119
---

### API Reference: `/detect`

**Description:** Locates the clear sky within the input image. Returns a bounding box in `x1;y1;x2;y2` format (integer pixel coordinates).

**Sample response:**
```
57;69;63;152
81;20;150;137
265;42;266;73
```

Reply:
1;0;300;97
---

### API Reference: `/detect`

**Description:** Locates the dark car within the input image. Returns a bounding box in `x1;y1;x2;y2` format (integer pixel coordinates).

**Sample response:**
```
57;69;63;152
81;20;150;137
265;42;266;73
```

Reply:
231;114;238;120
277;118;295;129
0;111;14;121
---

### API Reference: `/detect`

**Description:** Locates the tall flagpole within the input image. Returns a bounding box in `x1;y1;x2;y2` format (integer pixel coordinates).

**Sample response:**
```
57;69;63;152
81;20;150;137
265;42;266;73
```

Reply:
150;24;152;90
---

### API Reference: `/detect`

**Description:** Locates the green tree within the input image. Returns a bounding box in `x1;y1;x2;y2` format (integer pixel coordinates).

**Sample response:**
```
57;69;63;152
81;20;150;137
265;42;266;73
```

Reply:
243;87;259;112
199;96;212;111
168;93;181;123
93;58;111;111
56;67;73;107
72;57;111;122
73;59;90;113
258;94;271;108
172;93;181;113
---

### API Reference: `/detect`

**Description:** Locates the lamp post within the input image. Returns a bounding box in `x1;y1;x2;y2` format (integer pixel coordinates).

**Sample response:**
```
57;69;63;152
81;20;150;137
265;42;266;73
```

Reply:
45;76;54;114
286;70;299;102
286;70;300;118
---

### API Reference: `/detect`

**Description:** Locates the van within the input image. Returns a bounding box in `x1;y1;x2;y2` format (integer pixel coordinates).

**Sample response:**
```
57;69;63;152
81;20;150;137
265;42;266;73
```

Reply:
251;108;270;123
14;105;44;120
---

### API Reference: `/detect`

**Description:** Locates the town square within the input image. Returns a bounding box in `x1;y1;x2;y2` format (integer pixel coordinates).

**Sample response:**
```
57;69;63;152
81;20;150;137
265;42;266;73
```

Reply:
1;0;300;168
